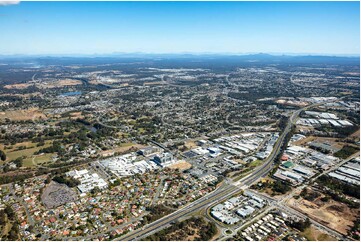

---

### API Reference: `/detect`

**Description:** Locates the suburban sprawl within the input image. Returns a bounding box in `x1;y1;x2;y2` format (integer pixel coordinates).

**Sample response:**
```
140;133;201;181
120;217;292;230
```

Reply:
0;54;359;241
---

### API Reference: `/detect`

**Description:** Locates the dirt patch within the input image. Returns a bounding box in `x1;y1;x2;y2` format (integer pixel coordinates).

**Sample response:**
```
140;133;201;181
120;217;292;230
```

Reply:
0;108;46;121
292;136;316;146
292;136;345;150
288;191;359;235
184;141;198;150
296;125;315;133
100;143;145;157
68;111;84;120
349;130;360;142
327;204;346;213
4;83;34;89
168;161;192;171
37;79;82;89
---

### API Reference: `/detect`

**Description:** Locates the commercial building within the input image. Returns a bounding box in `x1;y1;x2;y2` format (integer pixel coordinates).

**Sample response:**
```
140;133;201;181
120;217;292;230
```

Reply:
66;169;108;194
153;152;175;167
138;146;162;157
99;153;158;177
236;206;256;218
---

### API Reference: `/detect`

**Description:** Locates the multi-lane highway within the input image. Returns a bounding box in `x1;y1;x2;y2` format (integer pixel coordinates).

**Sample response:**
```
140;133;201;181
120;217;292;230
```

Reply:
116;101;338;241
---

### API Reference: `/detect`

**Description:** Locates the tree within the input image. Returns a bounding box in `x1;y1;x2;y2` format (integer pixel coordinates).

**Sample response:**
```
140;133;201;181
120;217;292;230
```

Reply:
44;176;52;184
53;176;80;188
4;205;15;220
272;181;291;194
287;218;311;232
0;210;5;225
0;150;6;161
91;186;101;194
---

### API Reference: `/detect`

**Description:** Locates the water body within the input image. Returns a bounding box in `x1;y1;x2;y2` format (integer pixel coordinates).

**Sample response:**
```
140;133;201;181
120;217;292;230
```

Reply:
60;91;82;97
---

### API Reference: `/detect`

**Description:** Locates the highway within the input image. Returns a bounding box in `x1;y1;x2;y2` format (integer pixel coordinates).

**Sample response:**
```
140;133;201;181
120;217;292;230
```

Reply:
116;105;306;241
115;101;337;241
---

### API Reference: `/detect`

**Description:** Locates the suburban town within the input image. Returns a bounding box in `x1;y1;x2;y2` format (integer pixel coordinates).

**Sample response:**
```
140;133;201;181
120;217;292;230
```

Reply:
0;1;360;241
0;53;359;241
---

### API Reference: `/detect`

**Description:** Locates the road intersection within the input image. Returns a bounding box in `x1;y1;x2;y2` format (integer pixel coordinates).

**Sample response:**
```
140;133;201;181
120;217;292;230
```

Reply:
115;100;352;241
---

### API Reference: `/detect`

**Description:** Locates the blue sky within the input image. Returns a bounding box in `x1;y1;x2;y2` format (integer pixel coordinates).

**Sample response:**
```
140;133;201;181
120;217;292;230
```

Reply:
0;1;359;55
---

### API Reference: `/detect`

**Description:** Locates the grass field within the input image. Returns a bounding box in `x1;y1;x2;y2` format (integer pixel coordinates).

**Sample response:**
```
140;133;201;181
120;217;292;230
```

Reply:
118;142;134;147
137;128;146;134
100;143;144;157
2;140;52;167
1;141;34;151
22;153;55;167
249;159;263;168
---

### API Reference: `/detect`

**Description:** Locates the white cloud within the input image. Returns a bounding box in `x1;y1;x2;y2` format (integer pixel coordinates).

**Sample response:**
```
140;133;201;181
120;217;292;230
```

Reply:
0;1;20;6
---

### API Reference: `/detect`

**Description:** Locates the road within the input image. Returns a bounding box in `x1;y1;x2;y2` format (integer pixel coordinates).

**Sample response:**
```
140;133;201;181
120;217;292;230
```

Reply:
249;189;346;240
9;184;40;236
115;100;344;241
115;103;310;241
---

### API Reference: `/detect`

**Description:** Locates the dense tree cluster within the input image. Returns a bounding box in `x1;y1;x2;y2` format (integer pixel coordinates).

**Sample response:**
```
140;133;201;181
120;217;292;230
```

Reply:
317;175;360;199
277;116;289;131
36;141;64;155
314;125;359;139
286;218;311;232
144;205;173;224
144;217;217;241
300;188;321;201
0;173;33;185
334;145;359;159
271;180;291;194
52;175;80;188
0;205;20;240
274;124;296;164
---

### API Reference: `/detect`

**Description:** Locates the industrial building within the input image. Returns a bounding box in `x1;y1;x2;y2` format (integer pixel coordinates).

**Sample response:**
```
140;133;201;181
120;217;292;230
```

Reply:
292;165;315;178
328;159;360;185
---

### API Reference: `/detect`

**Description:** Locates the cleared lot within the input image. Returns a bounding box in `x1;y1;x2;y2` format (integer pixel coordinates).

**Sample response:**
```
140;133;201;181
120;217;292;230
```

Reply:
288;192;359;235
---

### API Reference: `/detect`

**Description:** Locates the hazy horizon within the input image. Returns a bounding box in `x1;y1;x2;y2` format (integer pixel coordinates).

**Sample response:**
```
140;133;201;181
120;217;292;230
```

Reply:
0;52;360;58
0;1;359;56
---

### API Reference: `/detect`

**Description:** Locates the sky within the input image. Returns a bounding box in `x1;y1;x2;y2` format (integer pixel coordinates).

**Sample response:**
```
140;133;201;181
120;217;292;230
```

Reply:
0;1;360;56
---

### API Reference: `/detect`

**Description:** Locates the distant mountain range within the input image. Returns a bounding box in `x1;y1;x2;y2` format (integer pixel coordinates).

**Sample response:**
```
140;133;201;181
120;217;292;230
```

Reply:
0;53;359;66
0;52;359;58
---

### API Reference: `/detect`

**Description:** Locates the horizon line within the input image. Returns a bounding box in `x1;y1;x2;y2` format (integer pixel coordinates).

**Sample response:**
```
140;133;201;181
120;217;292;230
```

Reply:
0;52;360;58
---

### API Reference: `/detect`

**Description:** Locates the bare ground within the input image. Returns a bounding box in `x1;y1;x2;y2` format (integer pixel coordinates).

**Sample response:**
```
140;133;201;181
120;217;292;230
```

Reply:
288;194;359;235
168;161;192;170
